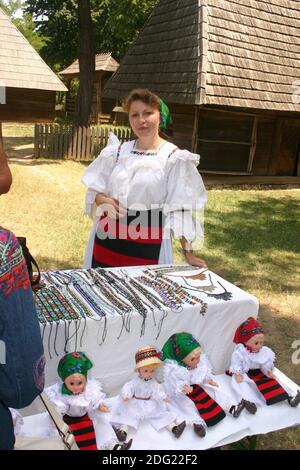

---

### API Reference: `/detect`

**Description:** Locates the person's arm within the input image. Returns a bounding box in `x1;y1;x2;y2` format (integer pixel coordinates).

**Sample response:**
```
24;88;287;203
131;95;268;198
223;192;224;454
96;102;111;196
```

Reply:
0;140;12;194
180;237;207;268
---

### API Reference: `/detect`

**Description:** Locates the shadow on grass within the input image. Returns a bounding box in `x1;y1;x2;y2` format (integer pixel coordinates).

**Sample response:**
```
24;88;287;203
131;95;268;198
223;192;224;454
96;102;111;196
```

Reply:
203;196;300;292
37;257;83;272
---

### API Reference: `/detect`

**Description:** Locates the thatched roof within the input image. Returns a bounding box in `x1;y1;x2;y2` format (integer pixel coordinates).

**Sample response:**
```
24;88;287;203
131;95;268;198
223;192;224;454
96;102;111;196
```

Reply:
60;53;119;78
104;0;300;112
0;8;67;92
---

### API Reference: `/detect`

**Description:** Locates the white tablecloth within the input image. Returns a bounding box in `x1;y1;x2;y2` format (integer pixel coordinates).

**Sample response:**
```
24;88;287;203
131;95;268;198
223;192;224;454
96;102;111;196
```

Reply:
19;265;300;449
39;265;259;394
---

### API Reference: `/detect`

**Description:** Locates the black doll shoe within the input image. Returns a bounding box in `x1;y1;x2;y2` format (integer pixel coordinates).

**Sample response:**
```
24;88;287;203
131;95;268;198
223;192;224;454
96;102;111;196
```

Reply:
113;425;127;442
193;423;206;438
288;390;300;407
243;400;257;414
172;421;186;438
113;438;133;451
229;399;246;418
120;438;133;450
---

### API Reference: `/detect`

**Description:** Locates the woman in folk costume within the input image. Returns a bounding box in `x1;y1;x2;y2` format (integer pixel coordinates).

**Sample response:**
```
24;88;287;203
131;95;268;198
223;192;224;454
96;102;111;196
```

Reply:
45;352;132;450
162;333;244;438
229;317;300;411
110;346;186;440
82;88;207;269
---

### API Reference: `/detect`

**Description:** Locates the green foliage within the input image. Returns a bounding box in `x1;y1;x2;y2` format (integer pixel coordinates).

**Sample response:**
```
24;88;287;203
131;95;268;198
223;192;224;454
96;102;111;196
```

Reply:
25;0;159;69
0;0;47;52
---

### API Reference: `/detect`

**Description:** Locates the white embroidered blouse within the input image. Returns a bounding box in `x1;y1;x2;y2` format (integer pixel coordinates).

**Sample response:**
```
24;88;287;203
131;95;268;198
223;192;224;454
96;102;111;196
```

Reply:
82;134;207;267
229;344;276;376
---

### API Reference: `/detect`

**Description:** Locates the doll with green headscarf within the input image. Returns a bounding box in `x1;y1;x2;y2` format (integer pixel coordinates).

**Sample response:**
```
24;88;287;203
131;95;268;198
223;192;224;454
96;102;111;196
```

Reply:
162;333;243;438
45;351;132;450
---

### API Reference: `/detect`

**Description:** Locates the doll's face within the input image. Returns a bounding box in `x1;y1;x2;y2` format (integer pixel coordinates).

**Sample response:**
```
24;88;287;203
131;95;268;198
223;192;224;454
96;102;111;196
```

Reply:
64;373;86;395
183;348;201;369
246;333;264;352
138;365;158;380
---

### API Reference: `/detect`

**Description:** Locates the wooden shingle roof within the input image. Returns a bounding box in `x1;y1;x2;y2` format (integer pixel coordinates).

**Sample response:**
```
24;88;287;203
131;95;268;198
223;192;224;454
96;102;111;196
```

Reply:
104;0;300;112
60;53;119;77
0;7;67;92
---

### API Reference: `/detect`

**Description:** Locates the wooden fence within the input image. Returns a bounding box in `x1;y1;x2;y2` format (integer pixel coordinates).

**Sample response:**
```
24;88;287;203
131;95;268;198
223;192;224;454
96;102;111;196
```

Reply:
34;124;132;160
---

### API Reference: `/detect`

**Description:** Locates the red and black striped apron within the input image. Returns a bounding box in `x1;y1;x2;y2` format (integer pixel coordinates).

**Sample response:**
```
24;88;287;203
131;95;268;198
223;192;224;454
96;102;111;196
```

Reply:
187;384;226;427
63;413;97;450
247;369;289;405
92;208;164;268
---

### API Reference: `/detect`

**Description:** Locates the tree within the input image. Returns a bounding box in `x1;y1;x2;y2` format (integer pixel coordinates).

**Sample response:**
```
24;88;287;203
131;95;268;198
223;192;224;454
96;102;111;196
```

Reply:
76;0;95;126
25;0;158;124
25;0;158;68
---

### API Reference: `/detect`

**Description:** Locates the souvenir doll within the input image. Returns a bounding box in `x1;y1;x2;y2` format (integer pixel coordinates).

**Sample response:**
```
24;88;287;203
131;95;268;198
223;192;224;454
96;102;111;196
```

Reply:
229;317;300;411
45;351;132;450
162;333;243;438
110;346;186;440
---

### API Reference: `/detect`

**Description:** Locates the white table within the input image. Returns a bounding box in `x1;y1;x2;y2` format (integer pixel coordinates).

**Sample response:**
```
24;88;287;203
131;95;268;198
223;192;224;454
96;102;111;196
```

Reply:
19;265;300;449
40;265;259;394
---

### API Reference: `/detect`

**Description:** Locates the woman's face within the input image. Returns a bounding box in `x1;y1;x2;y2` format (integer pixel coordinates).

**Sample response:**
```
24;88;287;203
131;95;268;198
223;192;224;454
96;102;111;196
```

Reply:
128;100;160;140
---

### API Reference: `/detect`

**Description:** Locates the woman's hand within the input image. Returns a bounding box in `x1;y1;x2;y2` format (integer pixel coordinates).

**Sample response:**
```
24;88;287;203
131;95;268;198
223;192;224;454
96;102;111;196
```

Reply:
95;193;127;220
184;252;207;268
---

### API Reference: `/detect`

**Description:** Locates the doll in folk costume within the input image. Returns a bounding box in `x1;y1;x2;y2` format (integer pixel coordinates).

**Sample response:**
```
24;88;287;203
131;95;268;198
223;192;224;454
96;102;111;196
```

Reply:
229;317;300;412
161;333;245;438
45;352;132;450
110;346;186;441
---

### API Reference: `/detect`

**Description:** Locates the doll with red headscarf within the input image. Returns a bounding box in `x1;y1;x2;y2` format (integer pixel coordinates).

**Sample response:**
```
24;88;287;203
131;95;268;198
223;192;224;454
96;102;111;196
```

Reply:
229;317;300;412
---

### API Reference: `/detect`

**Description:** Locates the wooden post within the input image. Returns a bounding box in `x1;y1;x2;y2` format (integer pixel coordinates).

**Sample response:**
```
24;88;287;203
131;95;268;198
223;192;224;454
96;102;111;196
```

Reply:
267;118;284;175
191;106;199;153
94;72;102;125
247;117;258;173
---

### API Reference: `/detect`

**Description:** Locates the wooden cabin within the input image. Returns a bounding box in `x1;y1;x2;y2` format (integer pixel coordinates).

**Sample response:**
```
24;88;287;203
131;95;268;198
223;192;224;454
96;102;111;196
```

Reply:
0;7;67;122
60;53;119;124
104;0;300;182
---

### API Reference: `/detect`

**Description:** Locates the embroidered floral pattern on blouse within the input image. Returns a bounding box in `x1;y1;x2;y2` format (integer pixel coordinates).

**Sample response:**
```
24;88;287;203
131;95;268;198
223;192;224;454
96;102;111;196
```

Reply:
0;228;31;297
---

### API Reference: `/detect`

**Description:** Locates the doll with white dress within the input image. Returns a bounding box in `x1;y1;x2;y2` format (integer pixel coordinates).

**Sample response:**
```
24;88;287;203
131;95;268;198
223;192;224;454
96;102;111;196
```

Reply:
229;317;300;412
45;351;132;450
162;333;243;438
110;346;186;441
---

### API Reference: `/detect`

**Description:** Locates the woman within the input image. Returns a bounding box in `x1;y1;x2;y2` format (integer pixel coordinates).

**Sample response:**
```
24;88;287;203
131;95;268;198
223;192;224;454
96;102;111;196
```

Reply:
82;89;207;269
0;140;45;450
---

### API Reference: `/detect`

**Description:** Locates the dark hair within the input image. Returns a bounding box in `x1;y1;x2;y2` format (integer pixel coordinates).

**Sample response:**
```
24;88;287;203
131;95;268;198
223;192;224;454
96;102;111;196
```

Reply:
123;89;160;113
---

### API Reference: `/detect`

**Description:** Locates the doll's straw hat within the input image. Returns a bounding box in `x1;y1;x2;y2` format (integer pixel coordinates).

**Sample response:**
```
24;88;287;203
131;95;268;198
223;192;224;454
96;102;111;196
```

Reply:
134;346;162;371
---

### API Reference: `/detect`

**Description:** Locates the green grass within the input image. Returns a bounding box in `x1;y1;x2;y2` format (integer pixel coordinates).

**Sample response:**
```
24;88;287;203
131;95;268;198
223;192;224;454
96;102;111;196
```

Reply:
1;144;299;448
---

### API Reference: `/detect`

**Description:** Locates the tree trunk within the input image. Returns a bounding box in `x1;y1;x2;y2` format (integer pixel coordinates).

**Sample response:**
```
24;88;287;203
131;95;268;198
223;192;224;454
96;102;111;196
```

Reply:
75;0;95;127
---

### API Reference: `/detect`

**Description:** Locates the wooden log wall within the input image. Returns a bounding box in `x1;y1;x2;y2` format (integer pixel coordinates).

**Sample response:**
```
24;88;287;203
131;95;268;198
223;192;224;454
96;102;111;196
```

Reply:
0;88;56;122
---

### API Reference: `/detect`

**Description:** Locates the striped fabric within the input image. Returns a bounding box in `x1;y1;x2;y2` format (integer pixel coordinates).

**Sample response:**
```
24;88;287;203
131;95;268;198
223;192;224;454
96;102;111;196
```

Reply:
247;369;289;406
92;208;164;268
63;413;97;450
187;384;226;427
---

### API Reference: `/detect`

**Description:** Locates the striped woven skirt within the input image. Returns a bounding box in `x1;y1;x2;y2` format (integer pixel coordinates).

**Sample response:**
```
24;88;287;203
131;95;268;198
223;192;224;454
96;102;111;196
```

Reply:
63;413;97;450
187;384;226;427
92;208;164;268
247;369;289;405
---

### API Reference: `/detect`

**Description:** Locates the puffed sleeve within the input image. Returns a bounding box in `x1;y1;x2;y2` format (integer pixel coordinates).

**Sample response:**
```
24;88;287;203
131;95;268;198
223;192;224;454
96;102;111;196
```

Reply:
44;383;68;416
82;132;120;217
260;347;276;376
120;379;135;400
163;149;207;247
229;344;248;375
163;360;190;396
